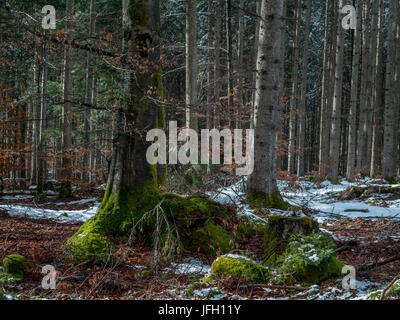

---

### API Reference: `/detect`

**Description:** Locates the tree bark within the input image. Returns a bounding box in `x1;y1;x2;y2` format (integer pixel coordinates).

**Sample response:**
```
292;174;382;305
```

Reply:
186;0;198;131
59;0;74;198
83;0;96;184
382;0;400;178
247;0;285;207
297;0;312;177
346;0;362;179
328;0;346;181
287;0;301;173
356;0;371;175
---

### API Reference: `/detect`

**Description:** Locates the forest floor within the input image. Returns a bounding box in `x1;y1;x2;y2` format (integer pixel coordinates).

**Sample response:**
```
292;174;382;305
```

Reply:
0;177;399;300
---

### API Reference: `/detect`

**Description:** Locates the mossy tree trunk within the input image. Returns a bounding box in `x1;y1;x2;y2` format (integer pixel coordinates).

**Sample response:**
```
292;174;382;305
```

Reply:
66;0;166;260
247;0;288;209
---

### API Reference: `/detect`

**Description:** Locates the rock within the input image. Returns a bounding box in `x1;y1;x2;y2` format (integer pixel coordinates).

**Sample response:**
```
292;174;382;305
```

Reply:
204;254;270;284
1;254;26;284
2;254;26;277
277;232;343;285
263;216;319;265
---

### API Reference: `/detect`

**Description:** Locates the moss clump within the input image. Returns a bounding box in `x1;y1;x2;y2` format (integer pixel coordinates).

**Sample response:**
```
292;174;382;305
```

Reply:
389;280;400;297
2;255;26;277
264;216;319;265
277;232;343;285
385;176;400;185
204;255;270;284
191;221;234;256
247;189;291;210
236;216;267;235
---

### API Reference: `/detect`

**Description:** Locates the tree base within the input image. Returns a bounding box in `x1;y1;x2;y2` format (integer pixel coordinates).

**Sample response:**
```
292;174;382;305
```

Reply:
65;187;236;262
247;189;291;210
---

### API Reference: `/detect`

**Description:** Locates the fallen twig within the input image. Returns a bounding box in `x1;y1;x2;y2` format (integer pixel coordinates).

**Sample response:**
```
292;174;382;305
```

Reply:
381;274;400;300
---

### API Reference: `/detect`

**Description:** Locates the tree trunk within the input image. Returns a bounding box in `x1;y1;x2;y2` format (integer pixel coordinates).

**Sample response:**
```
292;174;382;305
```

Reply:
83;0;96;184
370;0;384;177
328;0;346;181
59;0;74;198
356;0;371;175
382;0;399;178
186;0;198;131
287;0;301;173
247;0;287;209
346;0;362;179
214;0;222;128
66;0;164;259
297;0;312;177
235;0;244;129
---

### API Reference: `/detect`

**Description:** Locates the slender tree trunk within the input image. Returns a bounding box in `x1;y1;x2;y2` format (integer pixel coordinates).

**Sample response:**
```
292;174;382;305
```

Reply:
370;0;384;177
37;31;49;195
59;0;74;198
346;0;362;179
235;0;244;129
83;0;96;184
277;0;287;170
226;0;233;128
297;0;312;177
356;0;371;175
207;0;213;131
328;0;346;181
186;0;198;131
287;0;301;173
214;0;222;128
382;0;399;178
318;0;332;177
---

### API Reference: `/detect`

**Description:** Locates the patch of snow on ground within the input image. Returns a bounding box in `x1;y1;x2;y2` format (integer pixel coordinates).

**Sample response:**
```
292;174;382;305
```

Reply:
0;202;100;222
168;258;211;276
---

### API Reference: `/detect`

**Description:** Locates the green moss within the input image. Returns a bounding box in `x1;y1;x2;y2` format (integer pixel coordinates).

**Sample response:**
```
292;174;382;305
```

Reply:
365;290;382;300
2;255;26;277
264;216;318;265
128;0;148;33
204;255;270;284
236;216;267;235
65;182;159;262
247;189;291;210
328;179;341;185
0;271;23;285
389;280;400;297
66;188;235;261
277;232;343;285
191;221;234;256
385;176;400;185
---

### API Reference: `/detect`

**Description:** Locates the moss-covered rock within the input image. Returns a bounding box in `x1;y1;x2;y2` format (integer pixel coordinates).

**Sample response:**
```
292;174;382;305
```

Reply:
247;190;291;210
2;255;26;277
191;221;234;256
65;186;236;262
277;232;343;285
263;216;319;265
204;255;270;284
0;271;23;285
